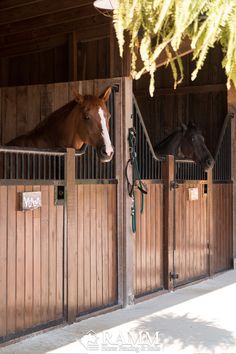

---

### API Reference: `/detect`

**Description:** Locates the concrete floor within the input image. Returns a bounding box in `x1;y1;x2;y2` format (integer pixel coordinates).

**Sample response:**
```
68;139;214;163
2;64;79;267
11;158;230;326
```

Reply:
1;270;236;354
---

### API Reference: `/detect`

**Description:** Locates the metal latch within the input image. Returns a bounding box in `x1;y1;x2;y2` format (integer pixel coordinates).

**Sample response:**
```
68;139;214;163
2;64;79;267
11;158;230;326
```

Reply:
170;272;179;280
170;181;179;190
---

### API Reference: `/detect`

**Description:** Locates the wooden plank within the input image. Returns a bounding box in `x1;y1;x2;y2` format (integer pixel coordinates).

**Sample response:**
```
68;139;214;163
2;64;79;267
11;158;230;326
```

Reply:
0;0;44;10
163;155;175;290
102;185;109;305
150;183;156;290
32;185;41;326
90;184;97;308
2;87;17;144
207;170;214;275
1;15;109;50
96;184;103;307
24;185;33;329
0;0;93;25
110;185;117;302
83;185;91;311
0;186;7;337
66;148;77;322
40;185;49;323
68;32;78;82
16;86;28;136
56;203;64;318
16;185;25;331
77;185;84;314
0;5;97;37
7;186;17;335
48;185;57;320
27;85;41;131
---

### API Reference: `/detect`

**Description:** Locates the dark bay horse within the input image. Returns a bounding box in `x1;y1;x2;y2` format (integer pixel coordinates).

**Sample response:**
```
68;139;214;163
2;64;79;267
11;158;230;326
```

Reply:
5;87;114;163
154;122;214;171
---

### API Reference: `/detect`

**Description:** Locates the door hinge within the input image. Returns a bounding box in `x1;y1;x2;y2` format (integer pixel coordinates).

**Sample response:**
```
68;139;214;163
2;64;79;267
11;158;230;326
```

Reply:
170;181;179;190
170;272;179;281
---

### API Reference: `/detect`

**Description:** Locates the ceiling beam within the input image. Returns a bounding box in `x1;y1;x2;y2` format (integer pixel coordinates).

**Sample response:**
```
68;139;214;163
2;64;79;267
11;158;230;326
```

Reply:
0;15;109;47
0;0;93;25
0;24;110;58
0;5;97;37
0;0;43;11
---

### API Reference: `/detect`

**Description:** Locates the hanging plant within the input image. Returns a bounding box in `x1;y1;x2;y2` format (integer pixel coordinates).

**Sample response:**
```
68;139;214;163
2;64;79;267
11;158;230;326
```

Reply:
113;0;236;96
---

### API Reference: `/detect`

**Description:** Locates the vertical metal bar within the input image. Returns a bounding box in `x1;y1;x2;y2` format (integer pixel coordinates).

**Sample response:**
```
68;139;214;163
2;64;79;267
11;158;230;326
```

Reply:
53;155;56;180
16;153;19;179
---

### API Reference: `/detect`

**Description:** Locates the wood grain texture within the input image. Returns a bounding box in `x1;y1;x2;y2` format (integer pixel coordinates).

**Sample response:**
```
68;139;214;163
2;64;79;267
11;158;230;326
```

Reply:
0;185;64;339
134;181;164;296
213;183;233;273
174;182;209;286
76;184;117;315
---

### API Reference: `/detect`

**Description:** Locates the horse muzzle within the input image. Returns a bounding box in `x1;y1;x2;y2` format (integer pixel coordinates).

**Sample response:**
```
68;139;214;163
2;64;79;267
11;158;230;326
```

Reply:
97;145;114;163
203;157;215;171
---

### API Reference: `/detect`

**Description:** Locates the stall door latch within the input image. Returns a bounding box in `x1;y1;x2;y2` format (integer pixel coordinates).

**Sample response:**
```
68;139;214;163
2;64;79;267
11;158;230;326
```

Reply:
170;272;179;281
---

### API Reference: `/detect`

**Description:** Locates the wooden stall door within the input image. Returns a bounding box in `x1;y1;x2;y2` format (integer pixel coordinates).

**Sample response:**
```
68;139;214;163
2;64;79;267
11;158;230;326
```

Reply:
134;181;164;297
173;182;209;287
75;183;118;316
0;185;64;342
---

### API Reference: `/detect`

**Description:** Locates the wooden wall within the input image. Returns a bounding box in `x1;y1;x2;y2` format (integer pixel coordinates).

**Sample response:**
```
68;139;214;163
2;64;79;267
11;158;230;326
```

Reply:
213;183;233;273
76;183;117;315
134;46;228;155
134;181;164;296
0;185;64;339
0;79;119;145
174;182;209;286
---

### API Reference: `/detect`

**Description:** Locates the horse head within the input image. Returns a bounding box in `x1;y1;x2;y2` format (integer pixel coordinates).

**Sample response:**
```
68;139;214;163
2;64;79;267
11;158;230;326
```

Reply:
73;87;114;163
180;122;214;171
154;124;186;156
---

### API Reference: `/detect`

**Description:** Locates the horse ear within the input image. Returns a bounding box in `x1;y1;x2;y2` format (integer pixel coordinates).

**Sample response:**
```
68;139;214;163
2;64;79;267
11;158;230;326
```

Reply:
181;123;187;131
100;87;112;102
74;92;84;105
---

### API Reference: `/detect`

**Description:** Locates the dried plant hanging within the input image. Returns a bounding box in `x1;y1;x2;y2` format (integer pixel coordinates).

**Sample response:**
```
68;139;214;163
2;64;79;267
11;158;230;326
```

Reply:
113;0;236;96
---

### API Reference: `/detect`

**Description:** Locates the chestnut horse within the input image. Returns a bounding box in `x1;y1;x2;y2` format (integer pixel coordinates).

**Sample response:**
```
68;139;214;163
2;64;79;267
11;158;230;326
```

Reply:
154;122;214;171
5;87;114;163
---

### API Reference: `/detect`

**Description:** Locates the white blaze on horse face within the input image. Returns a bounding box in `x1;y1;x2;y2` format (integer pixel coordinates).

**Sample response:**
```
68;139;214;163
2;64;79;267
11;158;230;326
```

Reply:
98;107;113;156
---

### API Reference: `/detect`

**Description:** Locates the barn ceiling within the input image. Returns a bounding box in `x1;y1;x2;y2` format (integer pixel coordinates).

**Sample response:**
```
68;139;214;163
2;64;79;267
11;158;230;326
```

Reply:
0;0;111;57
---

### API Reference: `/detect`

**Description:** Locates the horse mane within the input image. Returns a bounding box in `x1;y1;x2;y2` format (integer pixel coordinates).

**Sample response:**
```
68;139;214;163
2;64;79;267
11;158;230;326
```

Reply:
154;127;183;151
31;100;78;134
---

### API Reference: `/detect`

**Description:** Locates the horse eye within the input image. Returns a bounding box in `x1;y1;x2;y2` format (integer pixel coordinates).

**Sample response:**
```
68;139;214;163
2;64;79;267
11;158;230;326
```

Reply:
84;114;90;120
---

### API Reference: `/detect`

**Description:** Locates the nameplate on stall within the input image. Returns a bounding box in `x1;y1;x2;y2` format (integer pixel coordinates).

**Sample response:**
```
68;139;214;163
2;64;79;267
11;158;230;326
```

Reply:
188;188;199;201
21;191;42;210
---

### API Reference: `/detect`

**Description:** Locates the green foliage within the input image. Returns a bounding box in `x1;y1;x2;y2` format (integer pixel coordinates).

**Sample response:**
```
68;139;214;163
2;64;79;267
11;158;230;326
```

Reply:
113;0;236;96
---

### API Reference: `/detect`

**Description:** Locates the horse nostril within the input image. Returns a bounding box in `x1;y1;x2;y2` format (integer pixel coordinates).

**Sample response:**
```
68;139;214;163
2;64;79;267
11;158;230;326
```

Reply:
100;145;108;157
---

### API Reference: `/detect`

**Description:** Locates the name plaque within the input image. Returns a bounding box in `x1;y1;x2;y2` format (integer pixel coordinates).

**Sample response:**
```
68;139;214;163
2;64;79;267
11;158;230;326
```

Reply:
21;191;42;210
188;187;199;201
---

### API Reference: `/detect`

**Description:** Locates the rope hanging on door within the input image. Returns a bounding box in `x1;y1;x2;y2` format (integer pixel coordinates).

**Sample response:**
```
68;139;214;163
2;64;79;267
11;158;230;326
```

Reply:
125;127;148;233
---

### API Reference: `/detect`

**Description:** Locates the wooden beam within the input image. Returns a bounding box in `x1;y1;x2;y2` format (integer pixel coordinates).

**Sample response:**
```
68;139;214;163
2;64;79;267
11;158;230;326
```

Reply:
0;35;68;58
134;83;227;96
68;32;78;82
0;5;97;37
0;15;109;48
207;169;214;275
0;0;93;25
0;0;43;11
122;77;135;306
228;84;236;260
163;155;175;290
65;148;77;323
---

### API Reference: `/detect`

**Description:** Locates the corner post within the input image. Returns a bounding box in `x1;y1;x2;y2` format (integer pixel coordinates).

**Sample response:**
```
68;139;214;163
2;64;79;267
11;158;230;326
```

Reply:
207;168;214;275
163;155;175;290
122;77;134;306
65;148;77;322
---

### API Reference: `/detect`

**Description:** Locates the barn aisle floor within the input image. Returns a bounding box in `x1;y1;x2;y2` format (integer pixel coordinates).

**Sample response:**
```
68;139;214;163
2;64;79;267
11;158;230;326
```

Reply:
1;270;236;354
